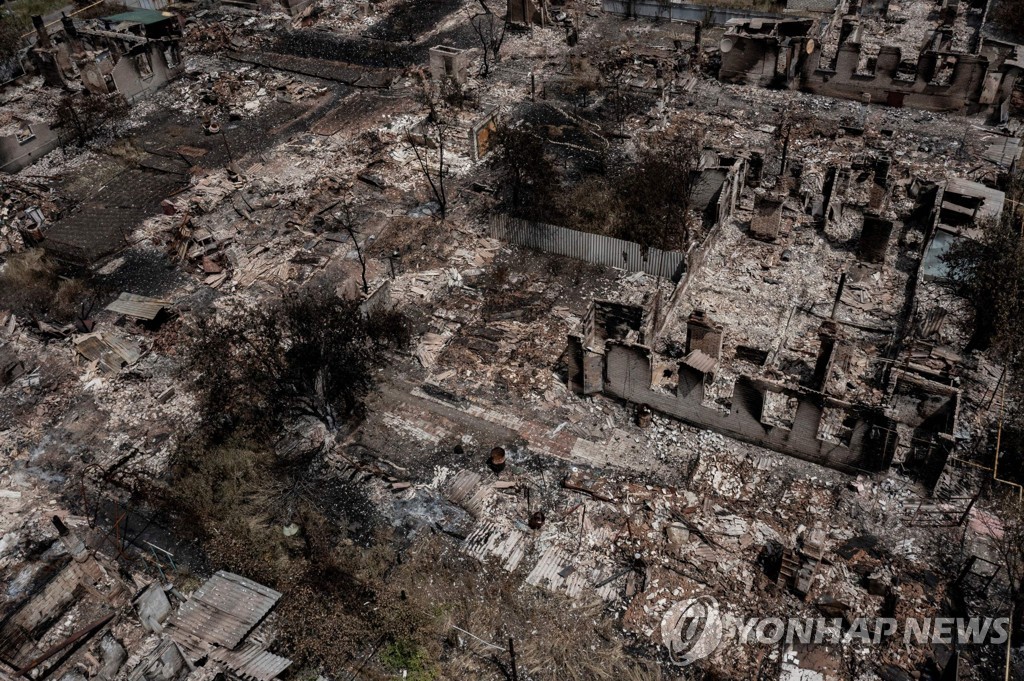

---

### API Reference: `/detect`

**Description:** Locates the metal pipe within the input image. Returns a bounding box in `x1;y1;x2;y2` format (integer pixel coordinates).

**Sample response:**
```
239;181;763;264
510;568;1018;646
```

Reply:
16;613;115;677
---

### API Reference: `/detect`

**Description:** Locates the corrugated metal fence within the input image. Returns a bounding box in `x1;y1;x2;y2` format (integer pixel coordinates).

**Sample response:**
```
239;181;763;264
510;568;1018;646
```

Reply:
601;0;783;25
125;0;169;9
488;214;686;280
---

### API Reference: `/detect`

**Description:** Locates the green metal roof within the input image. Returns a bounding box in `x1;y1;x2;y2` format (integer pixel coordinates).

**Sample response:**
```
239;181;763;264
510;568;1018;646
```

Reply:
102;9;174;25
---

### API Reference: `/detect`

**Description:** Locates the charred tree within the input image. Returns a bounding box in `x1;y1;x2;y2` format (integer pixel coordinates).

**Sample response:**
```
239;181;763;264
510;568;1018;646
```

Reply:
471;0;507;78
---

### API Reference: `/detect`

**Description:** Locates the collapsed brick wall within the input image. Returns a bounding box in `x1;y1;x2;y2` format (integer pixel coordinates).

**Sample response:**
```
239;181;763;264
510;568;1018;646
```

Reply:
720;35;805;88
716;25;1021;114
712;158;747;228
801;43;995;112
597;342;897;473
858;215;895;263
750;195;785;241
656;159;748;335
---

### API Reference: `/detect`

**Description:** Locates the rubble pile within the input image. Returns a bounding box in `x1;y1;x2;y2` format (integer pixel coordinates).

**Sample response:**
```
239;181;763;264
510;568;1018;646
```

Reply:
1;0;1023;678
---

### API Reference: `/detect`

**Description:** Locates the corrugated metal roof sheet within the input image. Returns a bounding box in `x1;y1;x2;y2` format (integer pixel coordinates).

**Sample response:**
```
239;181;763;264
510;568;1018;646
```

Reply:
446;470;491;516
74;332;142;373
168;572;281;659
128;639;191;681
944;178;1005;221
525;547;588;598
102;9;175;25
209;642;292;681
682;349;717;375
105;292;169;320
918;309;947;339
462;521;527;572
785;0;837;11
981;135;1021;167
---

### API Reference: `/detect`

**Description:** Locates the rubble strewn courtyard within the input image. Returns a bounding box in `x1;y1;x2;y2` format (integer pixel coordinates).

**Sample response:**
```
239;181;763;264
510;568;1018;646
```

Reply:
3;0;1024;678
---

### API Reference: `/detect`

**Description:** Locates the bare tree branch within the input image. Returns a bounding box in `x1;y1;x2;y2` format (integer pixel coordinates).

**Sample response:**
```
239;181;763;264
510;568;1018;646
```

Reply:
471;3;507;77
408;73;451;218
339;201;369;294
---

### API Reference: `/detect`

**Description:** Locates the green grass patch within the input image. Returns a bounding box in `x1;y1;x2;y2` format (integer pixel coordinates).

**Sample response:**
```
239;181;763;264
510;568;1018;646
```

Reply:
380;640;439;681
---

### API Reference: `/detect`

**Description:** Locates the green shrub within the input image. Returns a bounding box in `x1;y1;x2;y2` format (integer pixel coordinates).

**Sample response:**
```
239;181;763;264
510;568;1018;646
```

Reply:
380;640;439;681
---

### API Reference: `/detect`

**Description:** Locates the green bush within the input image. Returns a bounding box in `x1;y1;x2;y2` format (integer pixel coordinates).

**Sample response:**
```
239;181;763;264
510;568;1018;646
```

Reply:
380;640;439;681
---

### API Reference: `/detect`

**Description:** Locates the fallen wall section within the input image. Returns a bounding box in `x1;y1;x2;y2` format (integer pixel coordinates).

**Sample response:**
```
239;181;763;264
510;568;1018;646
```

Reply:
0;123;64;174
